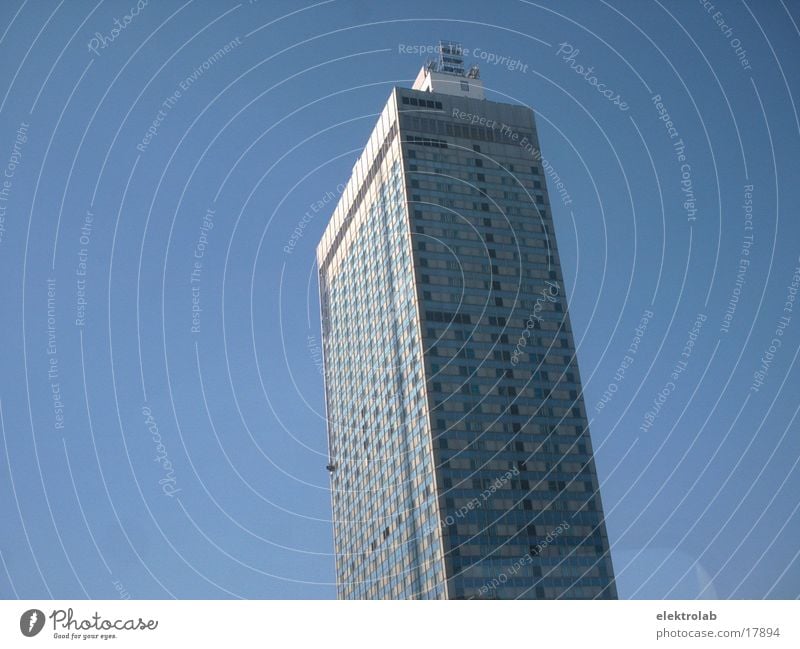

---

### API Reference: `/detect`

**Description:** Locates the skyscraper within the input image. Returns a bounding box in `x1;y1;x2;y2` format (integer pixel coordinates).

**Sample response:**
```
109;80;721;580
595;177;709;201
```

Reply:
317;42;617;600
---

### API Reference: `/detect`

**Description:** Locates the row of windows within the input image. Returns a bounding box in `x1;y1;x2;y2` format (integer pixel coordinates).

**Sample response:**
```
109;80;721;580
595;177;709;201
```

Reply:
418;258;559;282
409;175;546;204
431;398;583;417
400;95;443;110
420;292;563;313
424;309;471;324
405;135;448;148
408;146;542;177
400;114;534;147
410;193;545;218
414;225;555;251
417;246;554;267
430;379;578;400
411;199;548;222
413;207;551;231
409;166;542;192
435;429;585;450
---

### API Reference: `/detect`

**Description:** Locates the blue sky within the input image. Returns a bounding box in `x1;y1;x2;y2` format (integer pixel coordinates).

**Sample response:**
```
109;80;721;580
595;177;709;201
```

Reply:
0;0;799;599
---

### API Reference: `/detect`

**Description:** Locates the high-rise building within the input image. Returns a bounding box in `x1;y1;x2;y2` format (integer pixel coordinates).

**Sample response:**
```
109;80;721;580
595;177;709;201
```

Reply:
317;42;617;600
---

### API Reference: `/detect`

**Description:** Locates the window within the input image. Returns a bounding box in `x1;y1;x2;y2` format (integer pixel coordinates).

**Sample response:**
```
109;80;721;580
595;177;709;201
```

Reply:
460;80;469;91
406;135;448;148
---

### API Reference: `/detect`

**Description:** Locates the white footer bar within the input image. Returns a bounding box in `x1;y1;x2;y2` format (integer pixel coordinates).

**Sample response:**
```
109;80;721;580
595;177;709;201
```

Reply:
1;600;796;648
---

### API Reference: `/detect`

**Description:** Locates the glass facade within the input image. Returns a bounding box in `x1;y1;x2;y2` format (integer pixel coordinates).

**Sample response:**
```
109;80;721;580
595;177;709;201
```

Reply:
318;84;616;600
